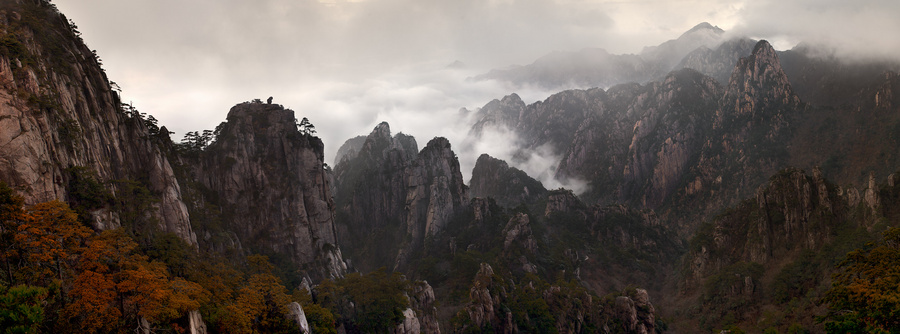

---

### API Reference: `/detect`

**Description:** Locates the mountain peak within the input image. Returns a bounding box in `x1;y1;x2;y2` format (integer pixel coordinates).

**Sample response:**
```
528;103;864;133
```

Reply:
752;39;776;57
370;121;392;139
685;22;723;34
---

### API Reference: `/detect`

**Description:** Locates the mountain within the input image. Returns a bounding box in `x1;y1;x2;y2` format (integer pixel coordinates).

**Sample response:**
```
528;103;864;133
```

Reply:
332;123;469;272
5;1;900;333
470;40;900;234
474;22;726;89
181;101;347;280
469;153;547;208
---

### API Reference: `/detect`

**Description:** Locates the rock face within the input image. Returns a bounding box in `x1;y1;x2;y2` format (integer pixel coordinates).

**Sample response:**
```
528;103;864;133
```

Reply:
188;310;207;334
193;102;346;279
501;213;537;254
458;263;517;334
614;289;657;334
469;154;547;208
406;281;441;334
0;1;195;243
333;122;468;272
287;302;311;334
686;168;851;282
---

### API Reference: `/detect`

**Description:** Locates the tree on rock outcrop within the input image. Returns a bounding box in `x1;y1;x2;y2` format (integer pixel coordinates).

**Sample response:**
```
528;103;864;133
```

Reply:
297;117;316;136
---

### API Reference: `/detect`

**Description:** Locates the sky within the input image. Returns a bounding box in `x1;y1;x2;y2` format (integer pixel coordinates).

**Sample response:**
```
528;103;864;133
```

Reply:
53;0;900;189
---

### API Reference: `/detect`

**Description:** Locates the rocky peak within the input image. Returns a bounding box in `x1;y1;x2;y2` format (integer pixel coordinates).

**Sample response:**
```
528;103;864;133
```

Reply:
406;137;469;240
199;102;345;279
469;93;526;136
683;22;723;36
545;189;584;217
719;40;801;121
469;154;547;208
333;124;468;272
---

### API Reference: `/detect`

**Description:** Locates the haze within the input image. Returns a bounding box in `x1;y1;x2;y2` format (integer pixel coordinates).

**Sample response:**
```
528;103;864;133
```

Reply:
54;0;900;185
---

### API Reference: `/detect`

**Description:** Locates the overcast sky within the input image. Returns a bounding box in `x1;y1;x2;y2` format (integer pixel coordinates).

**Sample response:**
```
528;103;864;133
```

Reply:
54;0;900;184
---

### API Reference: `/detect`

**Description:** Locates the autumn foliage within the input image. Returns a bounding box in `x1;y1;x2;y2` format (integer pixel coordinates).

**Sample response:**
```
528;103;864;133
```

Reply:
0;182;305;333
824;227;900;333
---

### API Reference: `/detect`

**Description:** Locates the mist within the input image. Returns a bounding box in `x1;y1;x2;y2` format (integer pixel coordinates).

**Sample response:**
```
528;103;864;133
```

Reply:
53;0;900;194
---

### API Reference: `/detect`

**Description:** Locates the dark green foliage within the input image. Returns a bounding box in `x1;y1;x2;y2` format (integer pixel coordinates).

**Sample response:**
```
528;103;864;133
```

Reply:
700;262;764;328
55;119;80;146
771;250;821;304
0;285;47;334
316;268;409;333
64;166;113;224
297;117;317;136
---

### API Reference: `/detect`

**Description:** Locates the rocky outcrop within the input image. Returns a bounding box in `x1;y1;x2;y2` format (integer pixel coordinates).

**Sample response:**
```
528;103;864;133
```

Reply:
393;308;421;334
196;102;346;279
544;189;585;217
501;213;537;254
333;122;468;272
614;289;657;334
457;263;517;334
406;281;441;334
686;168;846;281
468;94;525;137
0;1;195;243
188;310;207;334
469;154;547;208
287;302;311;334
391;281;441;334
406;137;468;241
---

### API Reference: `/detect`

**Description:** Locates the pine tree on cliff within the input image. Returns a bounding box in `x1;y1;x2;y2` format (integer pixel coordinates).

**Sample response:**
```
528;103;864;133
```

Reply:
297;117;316;136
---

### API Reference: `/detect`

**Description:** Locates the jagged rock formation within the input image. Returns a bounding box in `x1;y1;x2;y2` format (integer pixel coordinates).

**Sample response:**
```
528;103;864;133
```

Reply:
0;1;195;243
470;38;900;238
501;213;537;255
469;154;547;208
186;101;346;279
686;168;877;282
333;122;468;272
456;263;518;333
676;167;897;331
393;281;441;334
454;263;660;334
613;289;657;334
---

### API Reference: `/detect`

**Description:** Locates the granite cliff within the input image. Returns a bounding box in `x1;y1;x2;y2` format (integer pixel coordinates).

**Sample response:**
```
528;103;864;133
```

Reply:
183;101;347;280
333;122;469;272
0;1;195;243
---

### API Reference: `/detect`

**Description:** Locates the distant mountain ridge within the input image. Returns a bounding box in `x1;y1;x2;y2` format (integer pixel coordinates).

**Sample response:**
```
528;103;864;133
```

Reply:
475;22;727;89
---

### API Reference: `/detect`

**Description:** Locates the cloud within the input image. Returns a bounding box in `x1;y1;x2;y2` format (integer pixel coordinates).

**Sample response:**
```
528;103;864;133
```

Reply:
729;0;900;60
52;0;899;196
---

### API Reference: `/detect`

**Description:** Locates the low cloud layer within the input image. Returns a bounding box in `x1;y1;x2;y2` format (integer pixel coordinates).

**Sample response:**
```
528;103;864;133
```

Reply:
53;0;900;192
